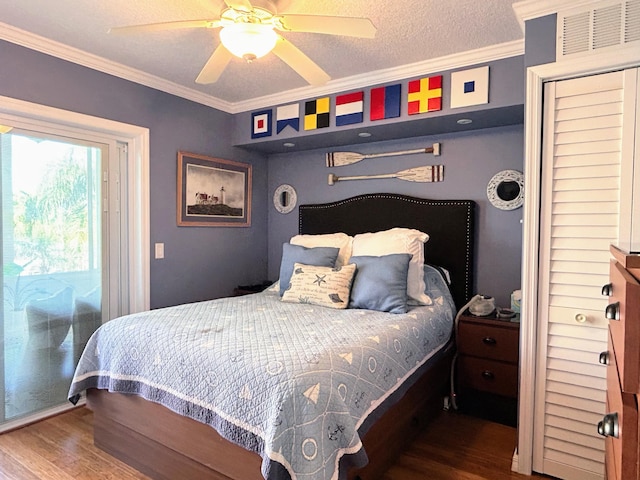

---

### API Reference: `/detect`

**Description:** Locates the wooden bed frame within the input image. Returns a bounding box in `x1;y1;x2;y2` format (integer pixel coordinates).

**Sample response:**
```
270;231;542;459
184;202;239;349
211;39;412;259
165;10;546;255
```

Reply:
87;193;476;480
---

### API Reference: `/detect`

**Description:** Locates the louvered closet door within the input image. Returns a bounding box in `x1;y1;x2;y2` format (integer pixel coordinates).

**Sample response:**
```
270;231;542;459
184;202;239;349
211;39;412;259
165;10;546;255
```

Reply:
533;70;627;480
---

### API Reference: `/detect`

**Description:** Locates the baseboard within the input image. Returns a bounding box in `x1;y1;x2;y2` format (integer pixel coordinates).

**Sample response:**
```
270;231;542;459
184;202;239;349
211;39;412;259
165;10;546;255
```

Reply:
511;448;519;472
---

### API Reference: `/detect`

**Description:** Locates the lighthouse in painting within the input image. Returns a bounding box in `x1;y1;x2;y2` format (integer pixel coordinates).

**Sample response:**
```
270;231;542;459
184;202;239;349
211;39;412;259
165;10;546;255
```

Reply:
220;186;225;205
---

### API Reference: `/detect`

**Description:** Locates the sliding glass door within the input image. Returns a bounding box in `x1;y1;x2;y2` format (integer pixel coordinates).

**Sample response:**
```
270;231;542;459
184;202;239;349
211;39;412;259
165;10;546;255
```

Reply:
1;128;105;424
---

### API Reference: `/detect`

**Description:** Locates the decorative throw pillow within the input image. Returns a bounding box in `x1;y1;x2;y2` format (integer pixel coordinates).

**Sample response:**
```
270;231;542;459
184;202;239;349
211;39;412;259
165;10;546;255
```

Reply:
278;243;340;296
282;263;356;309
290;232;353;267
349;254;412;313
351;227;430;305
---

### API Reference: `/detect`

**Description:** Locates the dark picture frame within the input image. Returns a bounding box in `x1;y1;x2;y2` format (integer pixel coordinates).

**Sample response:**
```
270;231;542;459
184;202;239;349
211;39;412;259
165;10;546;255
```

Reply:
177;152;252;227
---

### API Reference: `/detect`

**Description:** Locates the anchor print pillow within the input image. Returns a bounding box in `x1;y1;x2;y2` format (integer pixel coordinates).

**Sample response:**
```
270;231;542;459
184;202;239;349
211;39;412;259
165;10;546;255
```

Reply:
282;262;356;309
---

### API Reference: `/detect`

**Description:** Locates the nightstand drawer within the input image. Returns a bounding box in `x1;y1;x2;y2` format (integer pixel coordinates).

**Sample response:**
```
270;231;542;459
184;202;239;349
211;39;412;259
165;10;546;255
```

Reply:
458;355;518;398
457;320;519;363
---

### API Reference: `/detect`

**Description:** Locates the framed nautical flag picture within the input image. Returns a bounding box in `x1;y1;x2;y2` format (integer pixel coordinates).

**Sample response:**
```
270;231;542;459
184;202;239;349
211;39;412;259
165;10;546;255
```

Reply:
304;97;330;130
276;103;300;134
407;75;442;115
335;91;364;126
370;84;401;121
450;66;489;108
251;109;272;139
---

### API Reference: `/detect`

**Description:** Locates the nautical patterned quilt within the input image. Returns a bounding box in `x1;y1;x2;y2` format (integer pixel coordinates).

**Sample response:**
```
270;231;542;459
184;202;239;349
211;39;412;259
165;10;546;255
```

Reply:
69;273;455;480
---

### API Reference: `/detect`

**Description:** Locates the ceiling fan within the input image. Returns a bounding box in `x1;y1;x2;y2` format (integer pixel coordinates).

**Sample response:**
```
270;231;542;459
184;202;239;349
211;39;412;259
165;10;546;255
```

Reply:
109;0;376;86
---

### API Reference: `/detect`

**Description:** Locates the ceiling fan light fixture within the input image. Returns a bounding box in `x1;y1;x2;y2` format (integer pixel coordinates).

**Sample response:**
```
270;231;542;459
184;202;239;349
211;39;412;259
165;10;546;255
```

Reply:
220;23;278;61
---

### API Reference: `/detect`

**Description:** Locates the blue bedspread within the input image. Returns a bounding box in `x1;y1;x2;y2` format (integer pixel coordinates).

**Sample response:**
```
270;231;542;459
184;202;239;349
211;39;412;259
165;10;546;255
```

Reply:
69;275;454;480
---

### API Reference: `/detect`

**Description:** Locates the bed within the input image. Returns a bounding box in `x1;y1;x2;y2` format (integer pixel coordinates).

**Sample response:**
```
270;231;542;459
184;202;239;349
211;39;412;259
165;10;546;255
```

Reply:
69;193;475;480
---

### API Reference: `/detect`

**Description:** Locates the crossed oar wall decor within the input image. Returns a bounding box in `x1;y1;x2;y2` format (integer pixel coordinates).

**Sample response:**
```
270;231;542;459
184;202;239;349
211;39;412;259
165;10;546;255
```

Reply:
325;142;444;185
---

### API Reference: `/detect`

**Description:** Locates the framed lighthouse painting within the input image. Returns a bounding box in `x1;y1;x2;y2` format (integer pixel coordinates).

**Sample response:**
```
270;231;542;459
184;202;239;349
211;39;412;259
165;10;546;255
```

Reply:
177;152;252;227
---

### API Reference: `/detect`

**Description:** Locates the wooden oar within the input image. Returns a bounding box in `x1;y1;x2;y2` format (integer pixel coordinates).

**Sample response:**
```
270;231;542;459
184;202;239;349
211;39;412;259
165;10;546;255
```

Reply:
326;142;440;167
328;165;444;185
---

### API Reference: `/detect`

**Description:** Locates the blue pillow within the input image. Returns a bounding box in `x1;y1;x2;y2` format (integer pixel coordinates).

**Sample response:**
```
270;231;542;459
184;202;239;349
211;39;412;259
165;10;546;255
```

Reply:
279;243;340;296
349;254;412;313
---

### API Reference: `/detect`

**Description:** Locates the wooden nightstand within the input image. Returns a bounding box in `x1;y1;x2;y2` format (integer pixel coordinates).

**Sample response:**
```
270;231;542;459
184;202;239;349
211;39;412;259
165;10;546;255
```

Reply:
456;311;520;425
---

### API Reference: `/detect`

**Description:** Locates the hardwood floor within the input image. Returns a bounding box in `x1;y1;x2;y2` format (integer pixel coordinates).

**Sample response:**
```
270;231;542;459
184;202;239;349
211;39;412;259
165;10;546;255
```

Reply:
382;410;547;480
0;407;548;479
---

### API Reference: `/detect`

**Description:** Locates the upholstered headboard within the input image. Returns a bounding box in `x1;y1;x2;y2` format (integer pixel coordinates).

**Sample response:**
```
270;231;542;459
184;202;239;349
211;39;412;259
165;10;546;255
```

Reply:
299;193;475;308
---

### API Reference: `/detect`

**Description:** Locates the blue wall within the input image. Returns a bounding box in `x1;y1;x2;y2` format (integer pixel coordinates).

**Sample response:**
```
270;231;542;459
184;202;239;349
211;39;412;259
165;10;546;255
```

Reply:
0;40;269;309
1;38;527;311
524;15;557;67
267;125;524;308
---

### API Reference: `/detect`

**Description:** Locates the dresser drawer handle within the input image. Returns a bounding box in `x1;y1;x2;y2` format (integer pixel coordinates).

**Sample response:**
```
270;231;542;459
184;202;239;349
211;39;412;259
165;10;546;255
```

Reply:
482;337;497;345
597;413;619;438
601;283;613;296
481;370;494;380
598;351;609;365
605;302;620;321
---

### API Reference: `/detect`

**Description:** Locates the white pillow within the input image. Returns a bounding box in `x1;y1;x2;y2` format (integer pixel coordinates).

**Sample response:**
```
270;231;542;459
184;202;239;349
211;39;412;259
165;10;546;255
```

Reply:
282;263;356;309
351;228;430;305
290;233;353;267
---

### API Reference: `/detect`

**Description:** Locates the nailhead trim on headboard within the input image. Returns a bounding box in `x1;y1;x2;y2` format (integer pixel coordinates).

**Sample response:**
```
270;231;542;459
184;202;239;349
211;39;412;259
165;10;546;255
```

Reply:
298;193;475;308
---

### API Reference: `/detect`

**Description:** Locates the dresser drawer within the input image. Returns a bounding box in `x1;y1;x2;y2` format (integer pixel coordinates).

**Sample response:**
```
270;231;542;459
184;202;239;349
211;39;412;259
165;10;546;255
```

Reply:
602;330;638;480
458;355;518;398
457;319;519;363
607;260;640;393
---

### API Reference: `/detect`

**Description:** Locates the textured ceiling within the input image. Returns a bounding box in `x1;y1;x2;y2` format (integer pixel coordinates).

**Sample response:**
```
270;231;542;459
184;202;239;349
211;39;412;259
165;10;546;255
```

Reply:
0;0;524;111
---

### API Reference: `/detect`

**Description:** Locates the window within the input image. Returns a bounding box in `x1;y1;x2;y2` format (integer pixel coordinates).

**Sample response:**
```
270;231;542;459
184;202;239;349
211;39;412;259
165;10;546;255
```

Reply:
0;96;149;430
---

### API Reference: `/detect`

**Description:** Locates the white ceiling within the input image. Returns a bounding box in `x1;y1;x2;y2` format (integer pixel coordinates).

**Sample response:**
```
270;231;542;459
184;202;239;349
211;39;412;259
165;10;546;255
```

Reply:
0;0;526;113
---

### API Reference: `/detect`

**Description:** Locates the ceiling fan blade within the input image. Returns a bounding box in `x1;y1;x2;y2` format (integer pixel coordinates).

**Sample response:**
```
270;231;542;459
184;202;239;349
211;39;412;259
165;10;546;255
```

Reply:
195;45;234;84
275;14;376;38
108;20;220;35
224;0;253;12
272;36;330;86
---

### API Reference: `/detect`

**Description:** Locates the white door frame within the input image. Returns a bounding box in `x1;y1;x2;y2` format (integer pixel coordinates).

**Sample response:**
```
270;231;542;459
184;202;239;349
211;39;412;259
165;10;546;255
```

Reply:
517;47;640;475
0;95;150;315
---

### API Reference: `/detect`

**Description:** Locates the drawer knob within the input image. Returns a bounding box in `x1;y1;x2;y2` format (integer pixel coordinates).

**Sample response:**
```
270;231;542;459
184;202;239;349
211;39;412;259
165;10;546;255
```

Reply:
605;302;620;321
481;370;494;380
597;413;619;438
598;351;609;365
574;313;587;323
482;336;497;345
601;283;613;296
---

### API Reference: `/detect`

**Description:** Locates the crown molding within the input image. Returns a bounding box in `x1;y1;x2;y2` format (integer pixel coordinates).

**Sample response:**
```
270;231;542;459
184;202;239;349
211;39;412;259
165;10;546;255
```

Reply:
0;21;523;115
231;39;524;113
0;22;235;113
512;0;602;30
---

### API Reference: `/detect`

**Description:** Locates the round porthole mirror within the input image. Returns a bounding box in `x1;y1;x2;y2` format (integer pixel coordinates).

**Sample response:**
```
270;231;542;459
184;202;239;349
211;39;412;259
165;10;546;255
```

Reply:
273;184;297;214
487;170;524;210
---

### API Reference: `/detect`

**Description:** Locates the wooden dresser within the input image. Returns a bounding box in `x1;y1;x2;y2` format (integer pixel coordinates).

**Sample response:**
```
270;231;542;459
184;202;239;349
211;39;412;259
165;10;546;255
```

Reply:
600;245;640;480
